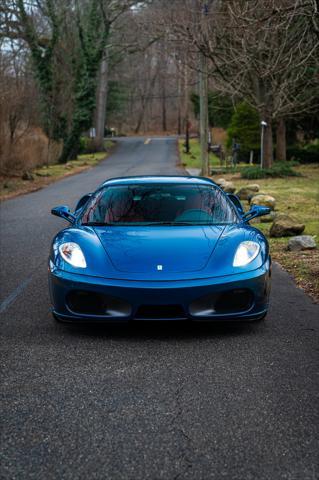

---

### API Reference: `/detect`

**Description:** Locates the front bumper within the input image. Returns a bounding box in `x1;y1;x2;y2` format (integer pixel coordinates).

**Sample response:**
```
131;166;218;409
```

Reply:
49;261;271;323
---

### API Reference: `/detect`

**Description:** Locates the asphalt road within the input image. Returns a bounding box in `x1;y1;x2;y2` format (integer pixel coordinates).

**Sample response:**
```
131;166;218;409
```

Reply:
1;137;318;480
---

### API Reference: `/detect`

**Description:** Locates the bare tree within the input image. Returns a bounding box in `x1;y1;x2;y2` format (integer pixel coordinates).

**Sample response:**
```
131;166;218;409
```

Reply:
162;0;319;167
1;0;144;161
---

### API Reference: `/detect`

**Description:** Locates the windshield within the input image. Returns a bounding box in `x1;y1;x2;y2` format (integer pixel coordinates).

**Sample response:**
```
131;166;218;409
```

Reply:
80;184;239;226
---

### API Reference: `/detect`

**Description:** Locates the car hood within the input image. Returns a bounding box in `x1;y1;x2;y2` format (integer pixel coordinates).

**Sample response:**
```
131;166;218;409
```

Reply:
94;225;226;274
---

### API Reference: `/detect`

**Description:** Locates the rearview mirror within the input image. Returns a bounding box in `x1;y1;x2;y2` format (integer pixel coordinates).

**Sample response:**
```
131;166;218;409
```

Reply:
227;193;245;216
51;205;76;224
75;193;92;212
243;205;270;222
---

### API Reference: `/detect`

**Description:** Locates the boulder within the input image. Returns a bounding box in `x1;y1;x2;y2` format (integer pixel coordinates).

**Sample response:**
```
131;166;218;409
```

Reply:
22;171;34;181
260;211;277;223
220;181;236;194
270;214;305;238
288;235;317;251
237;184;260;200
215;178;226;186
247;184;260;191
251;194;276;210
248;192;267;203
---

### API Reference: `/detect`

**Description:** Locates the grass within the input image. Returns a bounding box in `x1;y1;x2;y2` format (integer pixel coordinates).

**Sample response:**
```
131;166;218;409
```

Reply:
210;164;319;302
179;138;221;170
0;140;115;201
179;139;319;302
178;138;319;300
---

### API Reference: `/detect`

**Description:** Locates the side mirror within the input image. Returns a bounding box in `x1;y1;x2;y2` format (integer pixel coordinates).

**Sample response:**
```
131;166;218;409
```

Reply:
243;205;270;222
227;193;245;216
51;205;76;224
75;193;92;212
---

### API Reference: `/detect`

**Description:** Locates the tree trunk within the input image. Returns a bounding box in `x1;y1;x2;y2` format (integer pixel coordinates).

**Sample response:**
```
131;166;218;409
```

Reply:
134;99;146;134
94;49;109;150
263;119;273;168
162;97;167;132
184;62;190;153
134;68;158;134
177;109;182;136
162;79;167;132
276;118;286;161
199;51;209;176
177;69;182;135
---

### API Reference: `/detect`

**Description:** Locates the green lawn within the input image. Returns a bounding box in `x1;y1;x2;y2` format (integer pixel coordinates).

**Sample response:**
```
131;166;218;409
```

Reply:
179;137;319;300
211;165;319;302
179;138;221;169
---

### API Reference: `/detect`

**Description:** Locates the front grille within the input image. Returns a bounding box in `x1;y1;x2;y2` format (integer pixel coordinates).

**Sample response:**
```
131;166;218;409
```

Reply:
135;304;186;319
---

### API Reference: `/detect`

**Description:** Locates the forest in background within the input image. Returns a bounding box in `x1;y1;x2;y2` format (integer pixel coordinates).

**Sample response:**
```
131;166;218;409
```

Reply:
1;0;318;176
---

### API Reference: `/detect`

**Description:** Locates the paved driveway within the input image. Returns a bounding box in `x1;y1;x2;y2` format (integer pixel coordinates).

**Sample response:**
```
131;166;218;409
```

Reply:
1;137;318;479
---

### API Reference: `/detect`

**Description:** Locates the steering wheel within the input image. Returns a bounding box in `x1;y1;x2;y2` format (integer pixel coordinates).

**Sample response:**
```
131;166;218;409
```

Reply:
175;209;212;222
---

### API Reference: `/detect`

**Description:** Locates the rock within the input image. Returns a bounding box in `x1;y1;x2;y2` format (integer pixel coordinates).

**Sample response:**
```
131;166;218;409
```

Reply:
270;214;305;238
251;194;276;210
215;178;226;186
22;171;34;181
237;184;260;200
220;181;236;194
288;235;317;251
248;192;267;203
260;211;277;223
247;184;260;191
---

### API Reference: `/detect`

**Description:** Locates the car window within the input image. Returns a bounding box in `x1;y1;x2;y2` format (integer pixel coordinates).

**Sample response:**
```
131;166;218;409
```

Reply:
80;184;239;226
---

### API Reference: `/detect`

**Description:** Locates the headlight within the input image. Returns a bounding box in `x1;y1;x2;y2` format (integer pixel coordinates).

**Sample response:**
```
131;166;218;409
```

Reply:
59;242;87;268
233;241;260;267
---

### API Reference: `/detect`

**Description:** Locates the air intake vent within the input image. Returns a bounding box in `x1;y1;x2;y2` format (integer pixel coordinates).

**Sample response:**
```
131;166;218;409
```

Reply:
214;289;253;314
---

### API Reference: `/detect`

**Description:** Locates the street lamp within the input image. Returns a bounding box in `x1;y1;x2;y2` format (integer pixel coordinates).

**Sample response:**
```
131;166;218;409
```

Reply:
260;120;268;169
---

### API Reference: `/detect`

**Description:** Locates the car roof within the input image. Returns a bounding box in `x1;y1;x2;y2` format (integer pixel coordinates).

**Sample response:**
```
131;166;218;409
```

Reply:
100;175;217;187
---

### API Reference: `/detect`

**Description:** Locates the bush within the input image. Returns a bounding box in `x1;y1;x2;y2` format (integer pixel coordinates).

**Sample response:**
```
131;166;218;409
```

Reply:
241;163;300;179
287;143;319;164
79;136;104;154
191;92;234;129
227;103;260;160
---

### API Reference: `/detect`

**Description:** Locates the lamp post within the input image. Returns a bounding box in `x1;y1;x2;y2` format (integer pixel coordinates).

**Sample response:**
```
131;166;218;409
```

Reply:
260;120;267;169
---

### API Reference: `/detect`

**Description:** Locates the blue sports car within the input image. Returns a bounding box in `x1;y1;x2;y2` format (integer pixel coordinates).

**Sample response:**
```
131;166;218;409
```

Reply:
49;176;271;323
